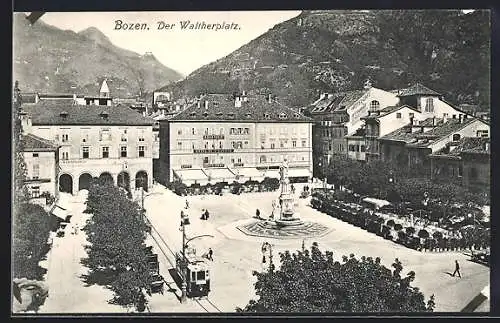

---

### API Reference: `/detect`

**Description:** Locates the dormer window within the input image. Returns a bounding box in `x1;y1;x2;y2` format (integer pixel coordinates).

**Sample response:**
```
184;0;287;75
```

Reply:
294;113;300;118
246;113;252;119
190;111;196;117
227;113;235;119
264;113;271;119
60;111;68;118
278;113;287;119
203;112;209;118
216;112;223;117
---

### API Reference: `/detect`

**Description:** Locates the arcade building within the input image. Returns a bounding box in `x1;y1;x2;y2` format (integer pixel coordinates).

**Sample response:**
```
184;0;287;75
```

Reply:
21;101;156;195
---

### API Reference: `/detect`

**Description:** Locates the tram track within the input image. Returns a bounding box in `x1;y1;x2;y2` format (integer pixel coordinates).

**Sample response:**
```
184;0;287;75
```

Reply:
144;213;223;313
194;297;222;312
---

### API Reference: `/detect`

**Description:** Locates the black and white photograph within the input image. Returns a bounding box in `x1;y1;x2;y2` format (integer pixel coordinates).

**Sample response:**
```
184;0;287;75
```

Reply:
11;9;491;315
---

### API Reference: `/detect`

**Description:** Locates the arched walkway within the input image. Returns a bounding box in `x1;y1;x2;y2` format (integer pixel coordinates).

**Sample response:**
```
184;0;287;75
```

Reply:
117;171;130;192
135;171;148;192
59;174;73;194
99;172;114;186
78;173;93;191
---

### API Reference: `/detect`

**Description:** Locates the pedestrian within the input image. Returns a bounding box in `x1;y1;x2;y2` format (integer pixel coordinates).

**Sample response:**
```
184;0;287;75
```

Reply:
256;209;261;219
200;209;205;220
185;199;189;209
204;209;210;220
452;260;461;278
208;248;213;261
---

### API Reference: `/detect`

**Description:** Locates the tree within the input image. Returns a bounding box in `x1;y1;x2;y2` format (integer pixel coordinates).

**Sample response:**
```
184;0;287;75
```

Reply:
82;180;153;311
12;203;52;280
238;245;435;313
12;81;53;282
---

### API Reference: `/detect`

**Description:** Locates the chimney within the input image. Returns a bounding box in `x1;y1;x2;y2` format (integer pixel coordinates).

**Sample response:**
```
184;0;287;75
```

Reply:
235;96;242;108
19;110;32;134
267;93;273;103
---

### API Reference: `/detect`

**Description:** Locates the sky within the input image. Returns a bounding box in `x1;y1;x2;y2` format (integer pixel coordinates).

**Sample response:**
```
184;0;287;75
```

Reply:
39;11;302;76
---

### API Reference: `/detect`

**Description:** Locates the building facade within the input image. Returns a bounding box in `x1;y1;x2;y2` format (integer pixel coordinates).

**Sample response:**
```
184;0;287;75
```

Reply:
21;132;60;200
429;137;490;192
306;82;399;175
358;83;469;162
157;93;313;185
379;115;490;175
22;102;155;195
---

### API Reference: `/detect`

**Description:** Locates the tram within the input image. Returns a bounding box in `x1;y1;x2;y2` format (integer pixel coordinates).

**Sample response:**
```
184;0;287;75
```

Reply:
175;248;210;297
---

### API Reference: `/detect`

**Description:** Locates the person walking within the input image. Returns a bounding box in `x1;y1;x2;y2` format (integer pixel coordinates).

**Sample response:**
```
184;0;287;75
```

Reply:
452;260;462;278
204;209;210;220
256;209;261;219
185;199;189;209
207;248;213;261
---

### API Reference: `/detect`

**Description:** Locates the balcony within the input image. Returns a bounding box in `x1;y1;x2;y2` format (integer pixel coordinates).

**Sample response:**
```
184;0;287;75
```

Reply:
193;148;234;154
203;134;225;140
203;163;225;168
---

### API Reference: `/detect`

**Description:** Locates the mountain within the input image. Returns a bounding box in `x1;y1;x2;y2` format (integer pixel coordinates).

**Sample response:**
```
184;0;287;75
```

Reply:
13;13;184;98
158;10;490;111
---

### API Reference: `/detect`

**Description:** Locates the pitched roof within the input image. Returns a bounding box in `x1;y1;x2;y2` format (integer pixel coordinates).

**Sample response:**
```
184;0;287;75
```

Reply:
397;83;441;97
362;104;420;120
417;117;476;138
22;133;59;151
432;137;490;157
309;89;367;113
23;101;155;126
380;117;485;147
170;94;312;123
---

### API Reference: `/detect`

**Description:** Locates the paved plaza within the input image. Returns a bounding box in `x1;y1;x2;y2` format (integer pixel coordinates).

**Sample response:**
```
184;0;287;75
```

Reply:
35;183;489;313
143;183;490;313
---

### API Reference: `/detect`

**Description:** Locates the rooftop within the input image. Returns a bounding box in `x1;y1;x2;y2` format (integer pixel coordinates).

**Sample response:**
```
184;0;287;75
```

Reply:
396;83;441;97
23;101;155;126
432;137;490;157
309;89;367;114
169;94;312;123
22;133;59;151
380;118;474;144
362;104;420;120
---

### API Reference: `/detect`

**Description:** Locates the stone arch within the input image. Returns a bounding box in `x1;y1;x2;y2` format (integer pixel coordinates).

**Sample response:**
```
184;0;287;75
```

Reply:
59;173;73;194
135;170;148;192
78;173;93;191
99;172;114;186
117;171;130;192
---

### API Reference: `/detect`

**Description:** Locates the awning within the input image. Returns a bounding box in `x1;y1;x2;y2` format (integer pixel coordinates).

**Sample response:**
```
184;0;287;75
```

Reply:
204;168;235;182
232;167;266;182
50;204;68;220
264;170;280;179
173;169;208;185
288;168;312;178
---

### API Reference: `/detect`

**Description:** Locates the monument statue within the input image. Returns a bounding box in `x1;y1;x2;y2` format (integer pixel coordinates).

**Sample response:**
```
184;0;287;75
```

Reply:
275;159;303;226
